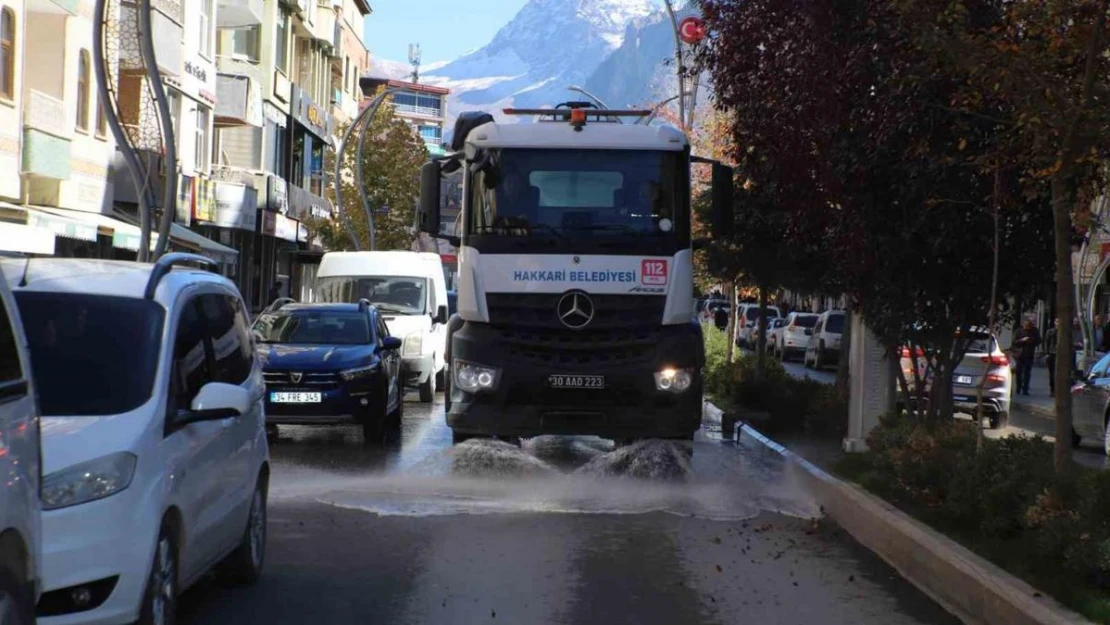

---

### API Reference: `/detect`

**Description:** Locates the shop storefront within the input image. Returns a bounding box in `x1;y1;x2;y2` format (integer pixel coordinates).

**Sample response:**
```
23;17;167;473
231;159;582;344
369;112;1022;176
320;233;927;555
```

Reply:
193;180;260;302
288;86;333;211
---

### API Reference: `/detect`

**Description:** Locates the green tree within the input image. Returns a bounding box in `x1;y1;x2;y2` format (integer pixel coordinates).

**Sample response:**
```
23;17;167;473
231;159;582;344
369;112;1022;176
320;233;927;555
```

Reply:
309;100;428;251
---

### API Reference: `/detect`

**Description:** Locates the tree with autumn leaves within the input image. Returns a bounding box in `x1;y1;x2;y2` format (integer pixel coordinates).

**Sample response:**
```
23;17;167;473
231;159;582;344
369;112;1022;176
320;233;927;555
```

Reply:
309;95;429;252
697;0;1107;464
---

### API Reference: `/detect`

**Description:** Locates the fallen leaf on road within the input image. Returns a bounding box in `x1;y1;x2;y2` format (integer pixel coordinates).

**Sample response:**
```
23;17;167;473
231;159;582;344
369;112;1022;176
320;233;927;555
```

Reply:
716;564;723;572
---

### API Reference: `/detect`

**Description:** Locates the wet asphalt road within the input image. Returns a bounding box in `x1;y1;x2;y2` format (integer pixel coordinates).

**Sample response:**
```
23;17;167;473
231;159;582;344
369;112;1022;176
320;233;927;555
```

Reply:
177;396;959;625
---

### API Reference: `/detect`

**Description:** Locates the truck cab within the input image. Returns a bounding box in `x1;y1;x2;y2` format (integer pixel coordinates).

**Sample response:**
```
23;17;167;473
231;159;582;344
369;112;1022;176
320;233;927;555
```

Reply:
418;102;734;443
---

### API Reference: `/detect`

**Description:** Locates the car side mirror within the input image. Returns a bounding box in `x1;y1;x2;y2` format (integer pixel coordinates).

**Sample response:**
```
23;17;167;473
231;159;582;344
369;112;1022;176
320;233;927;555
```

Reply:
710;162;734;240
180;382;251;424
433;305;449;325
382;336;403;351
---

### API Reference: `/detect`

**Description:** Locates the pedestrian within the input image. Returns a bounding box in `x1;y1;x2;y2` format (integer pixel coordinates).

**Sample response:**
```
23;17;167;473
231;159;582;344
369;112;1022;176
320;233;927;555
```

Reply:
268;280;283;306
1012;317;1041;396
1044;318;1059;397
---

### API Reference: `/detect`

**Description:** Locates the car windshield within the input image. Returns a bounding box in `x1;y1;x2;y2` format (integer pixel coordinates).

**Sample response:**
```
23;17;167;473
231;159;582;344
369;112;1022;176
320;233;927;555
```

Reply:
825;314;845;333
253;311;371;345
746;307;777;321
314;276;428;315
962;333;995;354
793;315;818;328
15;292;164;416
468;148;689;242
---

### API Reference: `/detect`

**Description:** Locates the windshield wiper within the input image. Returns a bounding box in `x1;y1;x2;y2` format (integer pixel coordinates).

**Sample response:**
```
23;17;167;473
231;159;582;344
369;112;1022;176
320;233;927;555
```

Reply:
566;224;648;237
475;223;568;242
373;305;410;314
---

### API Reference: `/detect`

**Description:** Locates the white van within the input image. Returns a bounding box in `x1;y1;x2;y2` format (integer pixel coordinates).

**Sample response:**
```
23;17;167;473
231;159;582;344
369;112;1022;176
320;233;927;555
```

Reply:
0;262;40;622
315;251;449;402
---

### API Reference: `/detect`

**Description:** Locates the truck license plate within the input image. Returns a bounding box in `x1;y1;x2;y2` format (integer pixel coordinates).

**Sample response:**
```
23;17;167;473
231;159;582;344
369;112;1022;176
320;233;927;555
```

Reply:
270;392;322;403
955;375;973;385
547;375;605;390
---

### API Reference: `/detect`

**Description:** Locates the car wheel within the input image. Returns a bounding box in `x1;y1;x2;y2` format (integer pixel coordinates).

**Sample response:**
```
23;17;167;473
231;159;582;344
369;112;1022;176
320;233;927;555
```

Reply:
1103;417;1110;457
815;342;825;370
0;565;33;625
362;383;389;442
1072;427;1083;448
218;476;267;586
418;369;435;403
388;375;404;423
988;412;1000;429
138;525;177;625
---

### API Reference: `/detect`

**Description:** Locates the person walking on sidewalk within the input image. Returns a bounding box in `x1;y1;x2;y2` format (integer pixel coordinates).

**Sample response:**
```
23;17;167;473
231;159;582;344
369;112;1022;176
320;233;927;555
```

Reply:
1012;317;1041;396
1044;318;1059;397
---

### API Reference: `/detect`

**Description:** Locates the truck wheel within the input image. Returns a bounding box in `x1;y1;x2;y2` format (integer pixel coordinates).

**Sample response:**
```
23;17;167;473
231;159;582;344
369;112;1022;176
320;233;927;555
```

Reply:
435;364;446;390
451;430;474;445
419;371;435;403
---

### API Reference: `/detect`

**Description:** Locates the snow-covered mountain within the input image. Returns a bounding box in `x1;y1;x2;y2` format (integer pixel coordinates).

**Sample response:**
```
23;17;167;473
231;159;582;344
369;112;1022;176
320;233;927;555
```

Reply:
369;0;709;133
418;0;660;123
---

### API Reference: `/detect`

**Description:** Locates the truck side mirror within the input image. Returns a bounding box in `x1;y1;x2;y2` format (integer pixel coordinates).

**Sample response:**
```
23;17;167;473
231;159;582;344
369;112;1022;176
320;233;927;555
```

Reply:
418;161;441;235
711;162;734;240
434;305;448;325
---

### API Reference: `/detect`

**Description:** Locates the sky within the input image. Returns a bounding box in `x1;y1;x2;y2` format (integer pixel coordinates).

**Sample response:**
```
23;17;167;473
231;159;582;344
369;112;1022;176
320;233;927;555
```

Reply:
362;0;529;66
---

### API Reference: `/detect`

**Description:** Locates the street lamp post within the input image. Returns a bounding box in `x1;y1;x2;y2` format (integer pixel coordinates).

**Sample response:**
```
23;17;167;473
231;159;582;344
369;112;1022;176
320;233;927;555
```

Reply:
662;0;687;131
662;1;707;133
333;87;401;251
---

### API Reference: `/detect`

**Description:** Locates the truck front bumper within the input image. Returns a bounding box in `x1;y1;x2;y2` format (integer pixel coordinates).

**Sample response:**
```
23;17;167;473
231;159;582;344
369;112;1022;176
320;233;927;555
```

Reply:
446;322;704;439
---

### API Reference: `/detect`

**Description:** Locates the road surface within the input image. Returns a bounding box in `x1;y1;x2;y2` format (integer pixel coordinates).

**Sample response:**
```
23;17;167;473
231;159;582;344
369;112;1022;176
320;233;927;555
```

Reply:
178;397;960;625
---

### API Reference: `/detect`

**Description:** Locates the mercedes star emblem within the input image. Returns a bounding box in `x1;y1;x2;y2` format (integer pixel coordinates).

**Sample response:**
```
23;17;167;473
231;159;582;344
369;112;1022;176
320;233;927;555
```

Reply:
572;256;581;265
557;291;595;330
290;372;303;384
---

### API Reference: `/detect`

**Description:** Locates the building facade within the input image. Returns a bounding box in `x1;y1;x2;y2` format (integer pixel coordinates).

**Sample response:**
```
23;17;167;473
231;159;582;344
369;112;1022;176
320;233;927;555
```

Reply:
359;74;448;156
328;0;367;126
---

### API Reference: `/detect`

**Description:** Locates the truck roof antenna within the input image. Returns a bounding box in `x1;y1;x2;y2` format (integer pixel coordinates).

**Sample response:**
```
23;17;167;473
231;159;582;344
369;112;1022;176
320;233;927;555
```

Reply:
16;256;29;287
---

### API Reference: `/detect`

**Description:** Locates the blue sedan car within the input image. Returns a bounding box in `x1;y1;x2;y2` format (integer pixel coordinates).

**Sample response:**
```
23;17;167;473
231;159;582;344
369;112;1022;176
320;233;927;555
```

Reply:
252;300;403;441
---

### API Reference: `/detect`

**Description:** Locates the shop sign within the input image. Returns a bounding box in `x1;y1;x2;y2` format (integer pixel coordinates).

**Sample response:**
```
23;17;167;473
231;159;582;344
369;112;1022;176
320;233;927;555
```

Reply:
274;213;298;242
193;177;216;223
297;222;309;242
292;86;332;141
259;209;277;236
210;182;259;232
266;175;289;214
440;254;457;264
175;174;194;226
184;60;207;83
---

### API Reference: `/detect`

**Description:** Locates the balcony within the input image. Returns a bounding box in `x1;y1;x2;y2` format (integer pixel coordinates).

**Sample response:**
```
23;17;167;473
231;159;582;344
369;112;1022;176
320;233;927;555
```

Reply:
391;102;443;119
25;0;77;17
118;0;183;74
22;91;71;180
216;56;264;127
217;0;262;28
331;22;344;62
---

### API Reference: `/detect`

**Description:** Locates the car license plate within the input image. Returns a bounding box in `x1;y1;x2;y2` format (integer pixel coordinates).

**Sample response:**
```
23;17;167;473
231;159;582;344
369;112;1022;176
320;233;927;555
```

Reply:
955;375;973;385
547;375;605;389
270;392;322;403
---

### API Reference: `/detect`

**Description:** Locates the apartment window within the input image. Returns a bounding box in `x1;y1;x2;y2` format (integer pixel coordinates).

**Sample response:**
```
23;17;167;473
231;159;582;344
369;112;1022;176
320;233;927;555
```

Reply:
199;0;213;57
275;13;288;73
418;125;441;144
343;57;349;94
0;8;14;100
231;26;259;60
195;106;210;172
76;50;90;131
95;91;107;137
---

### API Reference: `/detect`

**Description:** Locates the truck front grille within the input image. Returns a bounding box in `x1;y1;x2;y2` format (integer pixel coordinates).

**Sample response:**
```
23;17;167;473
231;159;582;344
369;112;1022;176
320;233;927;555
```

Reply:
485;293;665;331
496;326;659;366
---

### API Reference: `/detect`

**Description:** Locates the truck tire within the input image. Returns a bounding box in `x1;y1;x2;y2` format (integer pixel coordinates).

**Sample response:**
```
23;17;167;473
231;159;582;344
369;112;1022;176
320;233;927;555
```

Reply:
435;364;446;390
419;371;435;403
451;430;474;445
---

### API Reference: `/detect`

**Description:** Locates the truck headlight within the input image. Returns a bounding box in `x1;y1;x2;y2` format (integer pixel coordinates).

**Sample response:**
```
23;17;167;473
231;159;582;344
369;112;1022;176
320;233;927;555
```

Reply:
402;331;423;357
42;452;137;511
654;368;695;393
340;364;379;381
454;360;500;393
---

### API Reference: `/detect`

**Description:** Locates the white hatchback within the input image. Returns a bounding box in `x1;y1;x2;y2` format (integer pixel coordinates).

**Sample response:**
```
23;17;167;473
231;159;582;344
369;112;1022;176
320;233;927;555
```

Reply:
3;254;270;625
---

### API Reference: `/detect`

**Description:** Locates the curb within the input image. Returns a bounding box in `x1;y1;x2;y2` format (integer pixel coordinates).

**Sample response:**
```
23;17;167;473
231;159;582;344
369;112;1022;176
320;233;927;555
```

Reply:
711;402;1093;625
1012;400;1055;421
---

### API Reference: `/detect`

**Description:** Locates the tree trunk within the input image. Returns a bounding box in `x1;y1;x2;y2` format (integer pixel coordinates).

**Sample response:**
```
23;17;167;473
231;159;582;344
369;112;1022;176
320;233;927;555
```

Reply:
976;167;1003;452
836;308;852;400
1052;174;1077;472
757;286;768;376
725;281;737;365
1050;0;1106;474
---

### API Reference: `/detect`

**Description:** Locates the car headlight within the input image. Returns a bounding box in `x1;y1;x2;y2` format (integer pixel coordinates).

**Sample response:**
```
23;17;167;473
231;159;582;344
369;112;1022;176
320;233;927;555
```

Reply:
42;452;137;511
402;331;423;357
454;360;500;393
340;364;379;381
654;367;695;393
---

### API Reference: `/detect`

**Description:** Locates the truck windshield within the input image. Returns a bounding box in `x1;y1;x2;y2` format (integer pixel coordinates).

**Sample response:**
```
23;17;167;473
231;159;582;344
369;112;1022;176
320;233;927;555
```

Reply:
468;148;689;245
314;275;428;315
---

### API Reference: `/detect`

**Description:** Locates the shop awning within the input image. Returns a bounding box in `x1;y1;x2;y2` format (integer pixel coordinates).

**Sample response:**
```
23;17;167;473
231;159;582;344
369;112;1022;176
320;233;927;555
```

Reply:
0;220;55;255
28;206;145;250
169;224;239;261
20;206;98;243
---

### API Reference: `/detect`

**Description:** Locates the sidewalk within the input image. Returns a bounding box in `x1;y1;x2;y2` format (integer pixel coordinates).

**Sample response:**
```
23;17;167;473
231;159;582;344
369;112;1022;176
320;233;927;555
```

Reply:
1010;362;1054;420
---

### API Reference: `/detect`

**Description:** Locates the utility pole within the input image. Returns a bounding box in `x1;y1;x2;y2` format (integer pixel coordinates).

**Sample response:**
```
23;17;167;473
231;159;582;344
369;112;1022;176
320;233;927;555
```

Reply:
409;43;421;84
662;0;707;134
333;87;401;251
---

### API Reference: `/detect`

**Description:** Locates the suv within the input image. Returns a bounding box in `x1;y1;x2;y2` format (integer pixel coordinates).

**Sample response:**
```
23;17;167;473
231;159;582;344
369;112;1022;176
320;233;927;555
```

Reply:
0;262;41;624
804;310;846;369
777;312;819;361
736;305;782;348
252;301;404;441
4;254;270;625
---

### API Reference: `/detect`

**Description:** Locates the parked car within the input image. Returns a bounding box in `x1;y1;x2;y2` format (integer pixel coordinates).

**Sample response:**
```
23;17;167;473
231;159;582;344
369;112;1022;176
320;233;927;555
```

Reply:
777;312;819;361
4;254;270;625
736;305;782;348
897;329;1012;429
804;310;845;369
315;251;449;402
0;261;41;624
1068;351;1110;453
752;317;786;350
252;300;404;441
